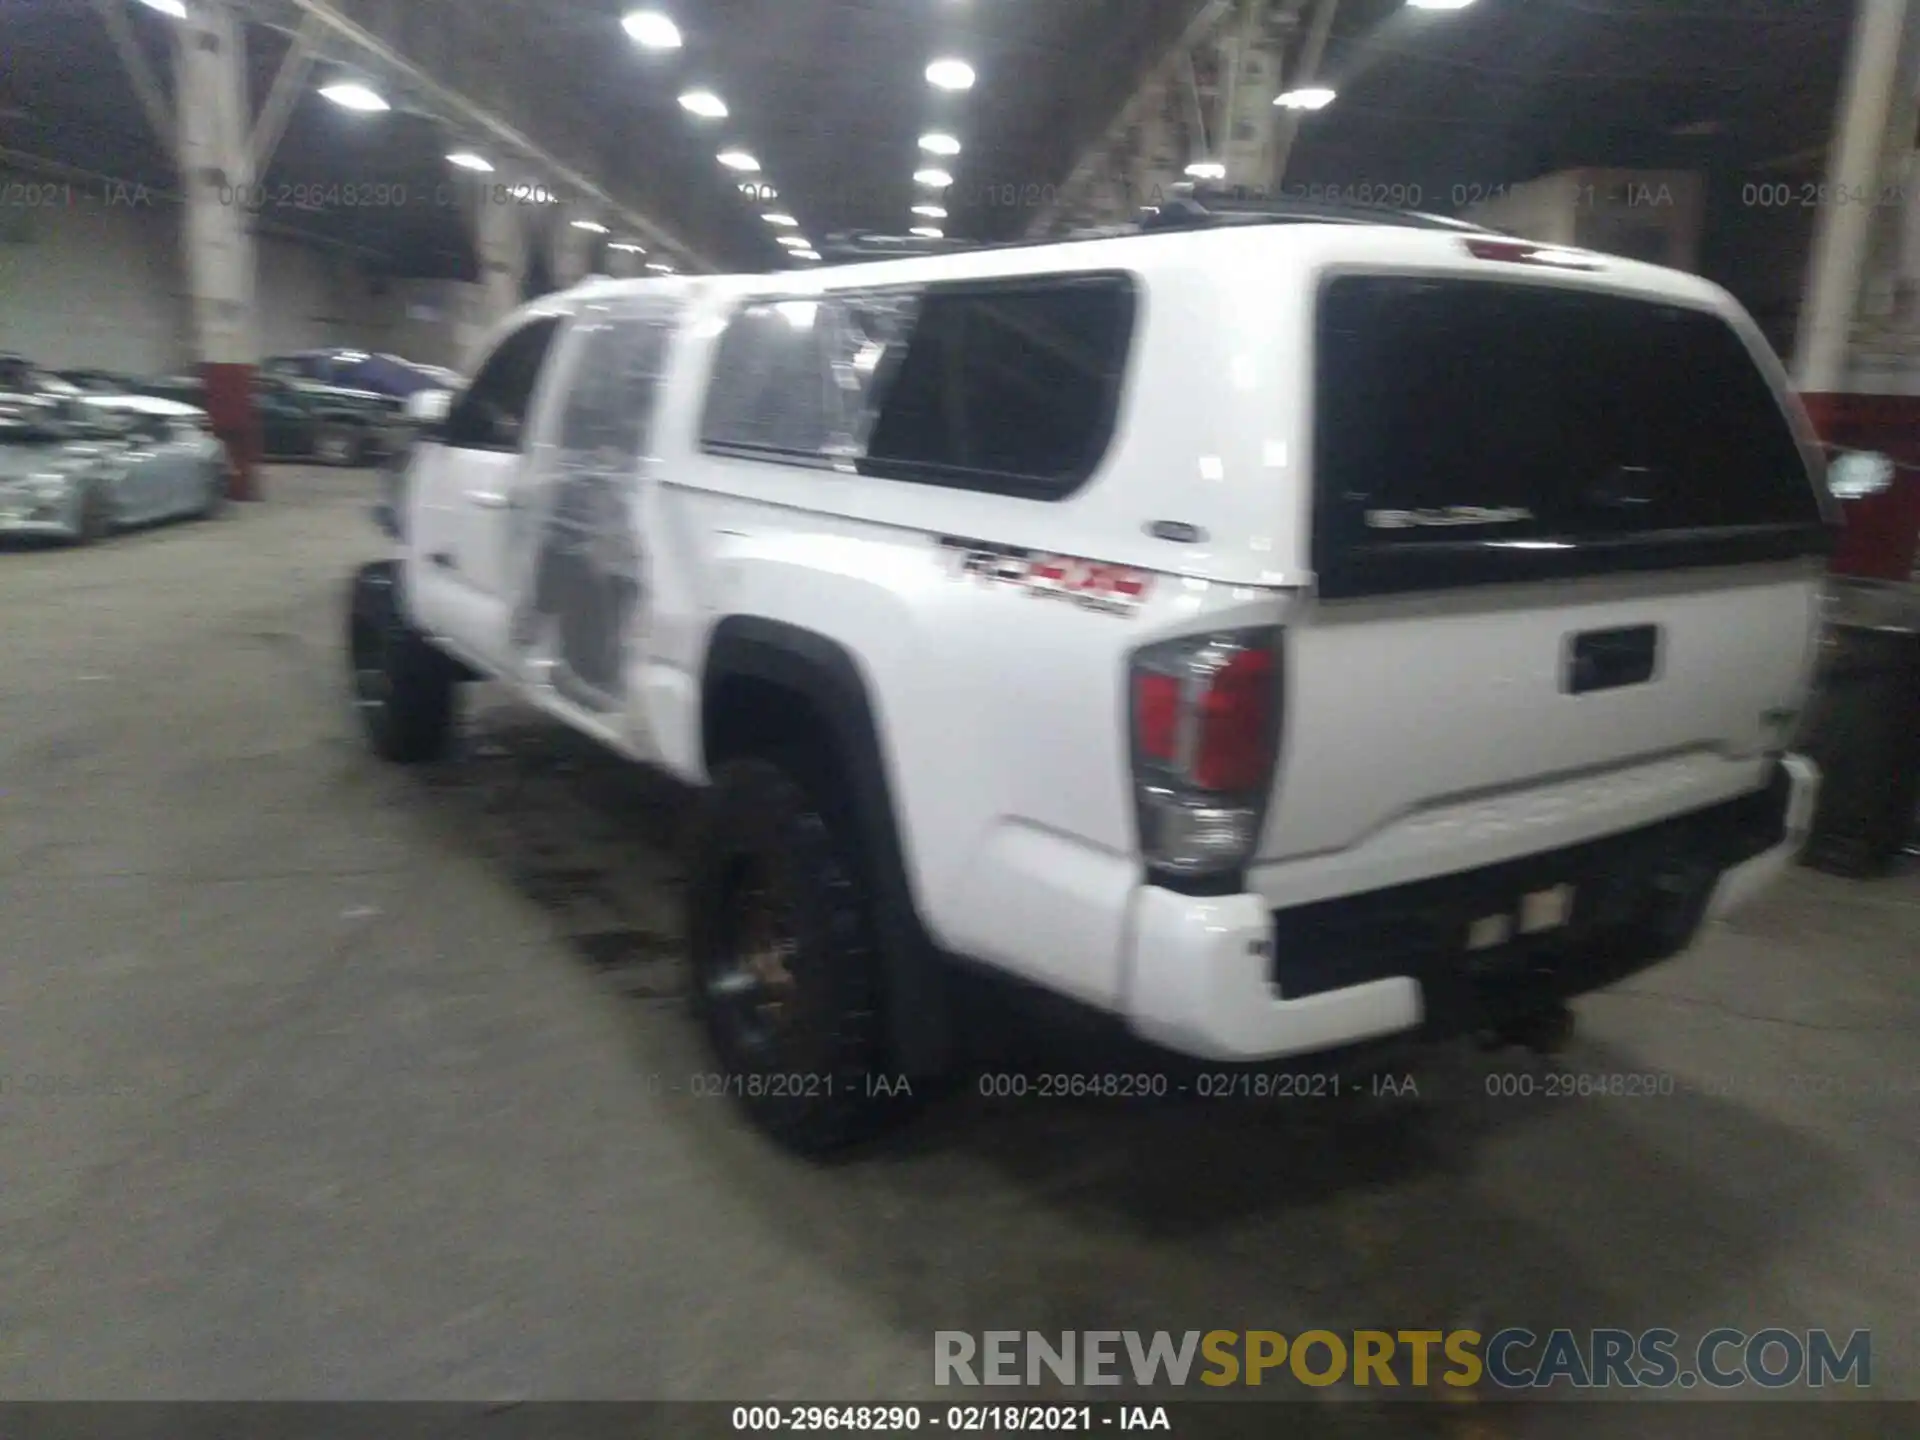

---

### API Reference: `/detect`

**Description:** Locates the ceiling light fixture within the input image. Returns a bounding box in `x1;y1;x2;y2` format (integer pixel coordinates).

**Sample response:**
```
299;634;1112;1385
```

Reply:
717;149;760;171
919;132;962;156
1185;160;1226;180
910;226;944;239
622;10;683;49
739;181;776;199
911;204;947;219
318;82;390;113
134;0;187;17
762;212;798;226
609;242;647;253
926;58;976;91
777;235;809;248
571;220;610;234
1274;87;1336;110
678;89;728;119
446;151;494;172
914;168;953;189
645;261;676;273
793;249;821;261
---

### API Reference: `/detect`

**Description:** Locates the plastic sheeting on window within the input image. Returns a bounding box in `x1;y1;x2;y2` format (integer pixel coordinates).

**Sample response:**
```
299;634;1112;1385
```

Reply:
823;291;920;463
509;296;680;716
700;290;921;465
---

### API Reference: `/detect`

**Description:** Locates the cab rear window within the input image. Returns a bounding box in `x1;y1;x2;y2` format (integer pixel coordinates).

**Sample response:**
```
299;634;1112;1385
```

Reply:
1312;275;1829;598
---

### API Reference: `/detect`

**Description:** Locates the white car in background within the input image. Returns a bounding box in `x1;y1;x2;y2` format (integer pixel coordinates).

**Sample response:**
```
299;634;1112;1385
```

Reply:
0;390;229;544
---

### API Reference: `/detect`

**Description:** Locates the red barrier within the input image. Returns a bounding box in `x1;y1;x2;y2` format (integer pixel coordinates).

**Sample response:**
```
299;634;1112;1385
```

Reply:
1799;392;1920;581
200;362;262;502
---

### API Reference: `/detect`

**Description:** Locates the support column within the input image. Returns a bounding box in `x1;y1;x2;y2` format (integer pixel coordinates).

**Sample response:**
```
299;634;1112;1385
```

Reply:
1795;0;1914;392
174;0;261;500
458;185;530;362
552;208;597;289
1218;0;1286;193
1129;74;1185;212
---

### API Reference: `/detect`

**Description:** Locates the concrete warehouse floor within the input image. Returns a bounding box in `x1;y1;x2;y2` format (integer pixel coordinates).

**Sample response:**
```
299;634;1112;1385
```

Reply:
0;468;1914;1426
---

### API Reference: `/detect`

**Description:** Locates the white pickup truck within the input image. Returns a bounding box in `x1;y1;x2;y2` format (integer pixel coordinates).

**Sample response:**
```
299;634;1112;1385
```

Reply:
349;205;1831;1151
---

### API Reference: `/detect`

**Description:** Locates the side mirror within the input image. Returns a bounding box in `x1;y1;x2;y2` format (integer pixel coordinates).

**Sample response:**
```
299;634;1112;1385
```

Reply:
1827;449;1896;501
406;387;453;427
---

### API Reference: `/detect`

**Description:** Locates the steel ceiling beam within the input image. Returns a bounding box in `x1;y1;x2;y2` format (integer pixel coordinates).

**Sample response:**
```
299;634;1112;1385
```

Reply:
1028;0;1234;235
91;0;177;158
248;8;322;176
252;0;717;271
1270;0;1342;187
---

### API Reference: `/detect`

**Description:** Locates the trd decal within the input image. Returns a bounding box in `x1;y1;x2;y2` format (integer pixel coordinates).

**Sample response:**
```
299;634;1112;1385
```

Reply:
938;537;1152;615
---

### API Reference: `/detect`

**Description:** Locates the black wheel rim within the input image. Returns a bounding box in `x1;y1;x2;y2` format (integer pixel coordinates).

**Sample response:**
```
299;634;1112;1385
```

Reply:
707;862;801;1058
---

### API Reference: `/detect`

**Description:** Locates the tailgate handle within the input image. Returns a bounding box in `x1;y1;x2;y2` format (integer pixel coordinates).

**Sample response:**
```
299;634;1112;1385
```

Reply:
1566;625;1659;694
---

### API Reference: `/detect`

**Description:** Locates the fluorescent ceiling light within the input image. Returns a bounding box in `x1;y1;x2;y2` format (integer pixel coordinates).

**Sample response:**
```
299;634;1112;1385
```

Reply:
914;168;953;188
762;212;798;226
776;235;809;248
926;58;975;91
645;261;675;273
571;220;610;233
446;151;493;172
911;204;947;219
792;249;821;261
718;149;760;171
910;226;944;239
622;10;682;49
318;82;389;113
1275;87;1336;110
739;181;776;198
1185;160;1226;179
678;89;728;119
1408;0;1476;8
919;132;962;156
134;0;187;17
609;242;647;253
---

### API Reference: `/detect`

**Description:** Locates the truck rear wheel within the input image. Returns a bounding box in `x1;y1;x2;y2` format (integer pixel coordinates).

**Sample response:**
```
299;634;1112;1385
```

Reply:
686;754;914;1154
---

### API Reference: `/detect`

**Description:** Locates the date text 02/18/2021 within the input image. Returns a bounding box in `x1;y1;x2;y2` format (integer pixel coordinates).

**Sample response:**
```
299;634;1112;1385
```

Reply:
730;1405;1171;1432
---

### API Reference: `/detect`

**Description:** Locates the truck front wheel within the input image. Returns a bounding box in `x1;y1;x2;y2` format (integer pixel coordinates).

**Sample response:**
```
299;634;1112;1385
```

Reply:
347;564;457;763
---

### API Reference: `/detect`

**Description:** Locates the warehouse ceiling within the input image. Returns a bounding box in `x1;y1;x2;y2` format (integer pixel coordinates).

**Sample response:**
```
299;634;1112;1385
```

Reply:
1277;0;1851;202
0;0;1861;281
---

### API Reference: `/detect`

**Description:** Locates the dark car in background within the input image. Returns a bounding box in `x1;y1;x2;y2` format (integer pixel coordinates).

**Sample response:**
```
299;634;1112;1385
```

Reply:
138;370;404;466
265;349;459;401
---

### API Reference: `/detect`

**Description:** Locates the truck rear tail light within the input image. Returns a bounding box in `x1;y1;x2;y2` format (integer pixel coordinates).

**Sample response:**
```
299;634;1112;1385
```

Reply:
1129;628;1284;885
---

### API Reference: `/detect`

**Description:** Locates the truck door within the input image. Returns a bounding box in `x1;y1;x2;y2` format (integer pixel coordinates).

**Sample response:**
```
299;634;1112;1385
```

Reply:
505;292;681;757
409;314;565;667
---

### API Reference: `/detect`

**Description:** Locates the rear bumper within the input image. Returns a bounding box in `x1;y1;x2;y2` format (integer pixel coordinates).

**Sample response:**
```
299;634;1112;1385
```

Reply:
1123;755;1818;1063
1704;753;1819;922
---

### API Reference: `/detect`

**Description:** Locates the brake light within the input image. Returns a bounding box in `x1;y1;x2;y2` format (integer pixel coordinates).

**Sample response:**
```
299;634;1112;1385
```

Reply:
1129;629;1283;882
1463;236;1603;270
1194;647;1275;790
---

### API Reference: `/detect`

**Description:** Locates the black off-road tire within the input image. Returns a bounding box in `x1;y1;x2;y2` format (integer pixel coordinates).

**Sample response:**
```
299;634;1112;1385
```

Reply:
686;754;914;1155
347;567;458;764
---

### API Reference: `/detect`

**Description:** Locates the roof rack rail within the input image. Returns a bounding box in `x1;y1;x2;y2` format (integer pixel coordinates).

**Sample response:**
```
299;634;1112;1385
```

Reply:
802;188;1497;269
819;230;978;262
1137;182;1495;234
